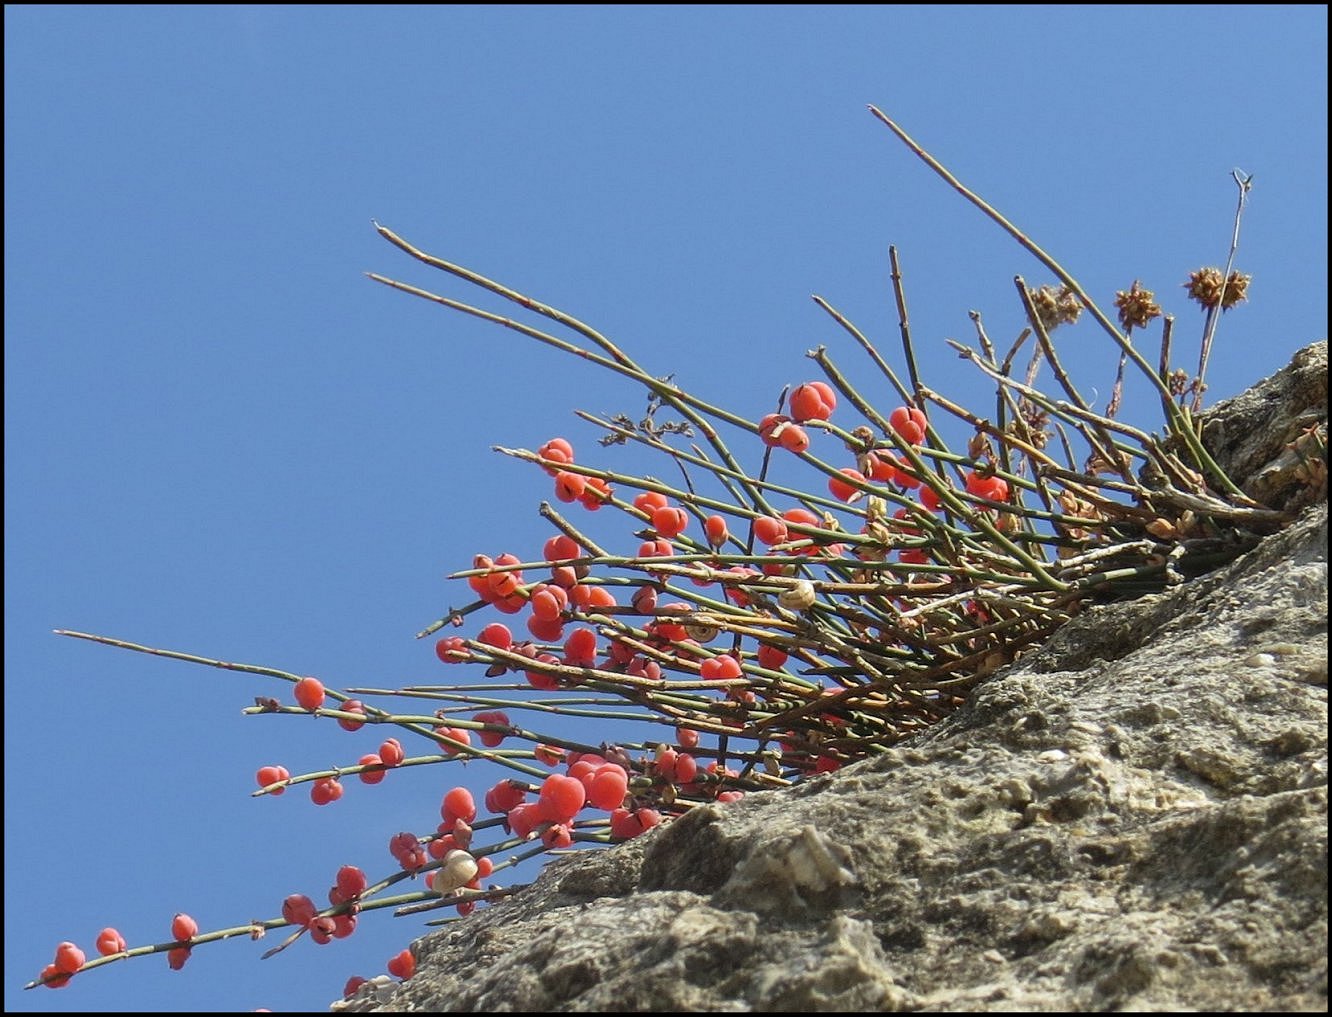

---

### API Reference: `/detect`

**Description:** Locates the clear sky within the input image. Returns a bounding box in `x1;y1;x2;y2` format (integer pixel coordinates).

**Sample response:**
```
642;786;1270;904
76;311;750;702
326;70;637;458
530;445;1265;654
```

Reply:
5;5;1326;1012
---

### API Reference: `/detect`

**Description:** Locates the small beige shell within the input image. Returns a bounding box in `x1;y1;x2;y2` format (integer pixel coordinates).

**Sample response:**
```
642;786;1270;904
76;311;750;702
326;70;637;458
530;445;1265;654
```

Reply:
435;849;479;895
778;580;817;611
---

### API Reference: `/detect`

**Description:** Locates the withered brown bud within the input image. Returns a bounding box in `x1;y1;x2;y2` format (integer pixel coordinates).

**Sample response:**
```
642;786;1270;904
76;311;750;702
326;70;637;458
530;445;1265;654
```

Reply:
1168;368;1191;397
1184;267;1251;310
1113;281;1163;330
1028;284;1084;331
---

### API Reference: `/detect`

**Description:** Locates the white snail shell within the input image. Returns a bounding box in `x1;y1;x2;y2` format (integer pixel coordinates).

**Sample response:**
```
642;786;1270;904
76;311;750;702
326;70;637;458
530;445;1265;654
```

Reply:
778;580;817;611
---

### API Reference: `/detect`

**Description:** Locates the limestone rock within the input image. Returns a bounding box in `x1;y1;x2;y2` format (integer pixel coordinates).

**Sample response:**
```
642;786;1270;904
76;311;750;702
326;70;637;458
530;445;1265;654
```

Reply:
342;346;1327;1012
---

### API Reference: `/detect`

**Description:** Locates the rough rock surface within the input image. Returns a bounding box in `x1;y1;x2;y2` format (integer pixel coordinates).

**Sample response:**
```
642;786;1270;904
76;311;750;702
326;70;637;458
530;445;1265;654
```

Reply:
345;345;1328;1012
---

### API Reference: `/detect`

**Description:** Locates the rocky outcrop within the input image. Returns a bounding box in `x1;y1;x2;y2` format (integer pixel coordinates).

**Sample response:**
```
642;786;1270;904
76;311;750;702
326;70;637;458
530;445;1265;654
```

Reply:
344;344;1327;1012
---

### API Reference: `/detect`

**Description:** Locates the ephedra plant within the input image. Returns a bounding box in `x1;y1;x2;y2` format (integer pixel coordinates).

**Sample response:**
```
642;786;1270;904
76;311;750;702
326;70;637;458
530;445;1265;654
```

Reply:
30;106;1302;1001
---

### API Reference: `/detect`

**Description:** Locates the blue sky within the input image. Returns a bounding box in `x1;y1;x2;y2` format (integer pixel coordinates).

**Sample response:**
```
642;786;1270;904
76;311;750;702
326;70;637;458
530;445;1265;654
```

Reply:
5;5;1326;1012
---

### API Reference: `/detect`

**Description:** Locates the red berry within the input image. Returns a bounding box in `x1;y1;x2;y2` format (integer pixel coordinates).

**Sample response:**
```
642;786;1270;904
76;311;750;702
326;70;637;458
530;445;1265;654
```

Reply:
864;450;903;484
552;470;587;502
485;779;527;815
293;676;325;711
309;916;337;944
537;438;574;475
310;776;343;805
609;806;662;839
256;765;290;795
434;635;468;663
343;976;369;1000
578;476;612;510
52;942;85;975
281;893;317;928
677;727;700;750
441;786;477;825
779;423;811;453
39;963;72;989
357;753;387;785
337;699;367;732
920;484;942;512
828;467;866;502
790;381;836;422
473;710;511;748
167;946;191;971
537;773;586;823
633;490;669;514
95;927;127;957
651;505;689;538
699;653;742;681
387;948;416;981
432;725;471;754
378;737;405;767
477;622;513;651
586;764;629;810
543;534;581;562
563;627;598;667
335;865;368;900
756;644;788;669
703;514;729;548
171;913;198;942
753;515;788;546
889;406;927;445
542;822;574;849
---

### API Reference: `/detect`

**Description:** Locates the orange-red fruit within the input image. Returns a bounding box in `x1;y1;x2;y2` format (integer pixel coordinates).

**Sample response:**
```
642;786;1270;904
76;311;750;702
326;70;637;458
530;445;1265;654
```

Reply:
477;622;513;651
633;490;669;514
434;636;467;663
293;676;325;711
39;963;72;988
753;515;788;546
378;738;405;767
552;470;586;503
433;726;471;754
52;942;85;975
538;773;587;822
281;893;317;928
171;913;198;942
441;786;477;825
337;699;367;732
789;381;836;422
864;451;903;484
95;928;127;957
166;947;191;971
537;438;574;475
563;627;598;667
609;806;662;839
920;484;942;512
343;976;369;1000
256;765;290;795
543;533;581;563
756;644;788;669
651;505;689;538
485;779;527;815
699;654;743;681
473;710;511;748
828;468;866;502
578;476;612;510
779;423;811;453
964;470;1009;502
587;764;629;810
889;406;927;445
336;865;368;900
311;776;344;805
703;514;729;548
541;822;574;849
358;752;387;784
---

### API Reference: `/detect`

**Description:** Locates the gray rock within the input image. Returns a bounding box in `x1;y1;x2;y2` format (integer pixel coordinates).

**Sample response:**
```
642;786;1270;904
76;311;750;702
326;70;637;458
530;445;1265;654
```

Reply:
342;346;1328;1012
